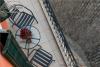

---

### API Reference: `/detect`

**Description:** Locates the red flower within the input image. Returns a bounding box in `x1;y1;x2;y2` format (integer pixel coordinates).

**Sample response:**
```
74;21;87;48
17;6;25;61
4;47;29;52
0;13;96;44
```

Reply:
20;28;32;43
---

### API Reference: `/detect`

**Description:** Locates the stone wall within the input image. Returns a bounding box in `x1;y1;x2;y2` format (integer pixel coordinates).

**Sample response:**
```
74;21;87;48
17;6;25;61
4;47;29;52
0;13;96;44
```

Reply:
49;0;100;67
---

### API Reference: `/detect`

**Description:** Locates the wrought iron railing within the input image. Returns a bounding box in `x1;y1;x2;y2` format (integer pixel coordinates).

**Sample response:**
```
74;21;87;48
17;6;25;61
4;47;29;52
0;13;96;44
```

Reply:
40;0;79;67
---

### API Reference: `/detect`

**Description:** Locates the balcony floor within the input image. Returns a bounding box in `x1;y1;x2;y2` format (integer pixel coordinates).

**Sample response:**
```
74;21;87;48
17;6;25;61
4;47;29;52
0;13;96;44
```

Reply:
5;0;66;67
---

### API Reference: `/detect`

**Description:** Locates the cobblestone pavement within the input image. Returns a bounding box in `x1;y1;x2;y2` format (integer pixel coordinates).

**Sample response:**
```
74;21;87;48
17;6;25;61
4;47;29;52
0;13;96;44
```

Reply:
49;0;100;67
